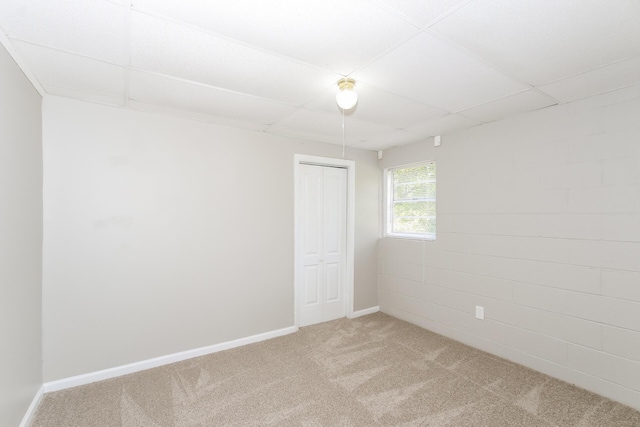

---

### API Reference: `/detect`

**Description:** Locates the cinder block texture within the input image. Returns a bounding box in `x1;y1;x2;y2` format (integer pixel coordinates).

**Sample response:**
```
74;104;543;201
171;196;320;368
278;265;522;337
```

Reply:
378;85;640;411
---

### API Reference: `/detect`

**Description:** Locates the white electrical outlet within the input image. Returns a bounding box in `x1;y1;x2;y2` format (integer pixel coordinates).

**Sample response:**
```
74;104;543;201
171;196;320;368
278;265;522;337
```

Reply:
475;306;485;320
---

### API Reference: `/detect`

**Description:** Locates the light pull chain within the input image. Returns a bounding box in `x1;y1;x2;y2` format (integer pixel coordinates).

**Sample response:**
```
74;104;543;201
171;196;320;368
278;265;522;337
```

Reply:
342;107;346;159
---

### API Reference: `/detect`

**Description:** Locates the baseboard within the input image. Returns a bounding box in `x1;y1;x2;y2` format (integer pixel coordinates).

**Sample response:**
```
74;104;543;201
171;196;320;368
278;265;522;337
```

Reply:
19;384;44;427
349;306;380;319
43;325;298;393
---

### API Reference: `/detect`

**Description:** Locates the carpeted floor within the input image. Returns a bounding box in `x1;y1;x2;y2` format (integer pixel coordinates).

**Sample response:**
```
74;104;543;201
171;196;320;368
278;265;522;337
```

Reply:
31;313;640;426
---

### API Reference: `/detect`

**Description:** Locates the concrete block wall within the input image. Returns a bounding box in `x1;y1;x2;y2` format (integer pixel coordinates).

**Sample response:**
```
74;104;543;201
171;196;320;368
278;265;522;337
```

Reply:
377;84;640;411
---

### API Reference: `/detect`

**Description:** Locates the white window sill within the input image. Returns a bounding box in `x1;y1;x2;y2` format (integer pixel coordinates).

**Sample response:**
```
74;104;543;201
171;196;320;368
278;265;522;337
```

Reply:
383;233;436;241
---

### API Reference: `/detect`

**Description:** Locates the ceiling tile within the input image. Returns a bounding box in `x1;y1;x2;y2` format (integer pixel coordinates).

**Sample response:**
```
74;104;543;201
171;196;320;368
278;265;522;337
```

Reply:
305;81;447;129
459;90;557;123
359;129;427;149
538;56;640;103
128;71;298;126
0;0;127;64
354;32;527;111
431;0;640;85
268;109;397;144
132;0;419;75
12;41;126;98
43;85;125;107
130;11;338;105
405;113;480;137
4;0;637;152
374;0;471;26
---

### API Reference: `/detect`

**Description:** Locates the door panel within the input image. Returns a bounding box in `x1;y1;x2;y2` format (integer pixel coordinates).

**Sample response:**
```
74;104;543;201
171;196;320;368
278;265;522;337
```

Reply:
321;167;347;322
325;262;340;301
303;265;320;305
300;165;324;326
299;164;347;327
303;173;321;257
323;171;343;256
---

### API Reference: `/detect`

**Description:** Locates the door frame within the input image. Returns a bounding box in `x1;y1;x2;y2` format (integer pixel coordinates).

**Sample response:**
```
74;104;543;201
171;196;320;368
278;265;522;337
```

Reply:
294;154;355;328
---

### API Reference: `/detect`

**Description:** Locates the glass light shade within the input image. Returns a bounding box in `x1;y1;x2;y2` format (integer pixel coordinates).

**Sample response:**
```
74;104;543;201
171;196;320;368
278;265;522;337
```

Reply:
336;78;357;109
336;89;357;109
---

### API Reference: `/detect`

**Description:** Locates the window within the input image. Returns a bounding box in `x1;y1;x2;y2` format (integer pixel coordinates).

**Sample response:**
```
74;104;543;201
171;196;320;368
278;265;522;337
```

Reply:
385;161;436;239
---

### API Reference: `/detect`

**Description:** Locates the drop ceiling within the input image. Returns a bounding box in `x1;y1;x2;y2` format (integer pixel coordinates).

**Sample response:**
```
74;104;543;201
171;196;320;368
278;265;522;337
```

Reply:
2;0;640;151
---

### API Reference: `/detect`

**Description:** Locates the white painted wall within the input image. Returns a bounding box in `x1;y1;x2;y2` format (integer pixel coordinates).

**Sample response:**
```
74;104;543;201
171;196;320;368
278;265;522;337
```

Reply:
42;96;379;382
378;84;640;411
0;44;43;425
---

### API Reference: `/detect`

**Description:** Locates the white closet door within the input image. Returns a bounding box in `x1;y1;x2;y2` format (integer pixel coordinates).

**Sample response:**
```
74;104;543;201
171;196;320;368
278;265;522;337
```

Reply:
299;164;347;327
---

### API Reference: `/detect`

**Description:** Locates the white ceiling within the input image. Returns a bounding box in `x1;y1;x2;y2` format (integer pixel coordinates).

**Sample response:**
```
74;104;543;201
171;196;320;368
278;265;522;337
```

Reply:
2;0;640;151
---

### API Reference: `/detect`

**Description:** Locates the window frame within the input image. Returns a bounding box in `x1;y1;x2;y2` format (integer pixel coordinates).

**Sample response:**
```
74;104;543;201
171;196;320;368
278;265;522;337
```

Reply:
383;161;436;240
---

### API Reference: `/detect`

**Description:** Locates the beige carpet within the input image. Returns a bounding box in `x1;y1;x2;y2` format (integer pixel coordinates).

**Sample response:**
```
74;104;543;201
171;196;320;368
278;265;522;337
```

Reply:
32;313;640;426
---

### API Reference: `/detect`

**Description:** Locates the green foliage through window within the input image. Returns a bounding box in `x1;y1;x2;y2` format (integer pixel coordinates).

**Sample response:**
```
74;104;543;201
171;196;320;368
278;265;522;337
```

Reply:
387;162;436;238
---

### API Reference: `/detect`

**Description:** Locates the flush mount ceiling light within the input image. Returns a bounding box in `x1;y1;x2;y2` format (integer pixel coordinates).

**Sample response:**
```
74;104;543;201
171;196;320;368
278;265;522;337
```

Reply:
336;78;357;110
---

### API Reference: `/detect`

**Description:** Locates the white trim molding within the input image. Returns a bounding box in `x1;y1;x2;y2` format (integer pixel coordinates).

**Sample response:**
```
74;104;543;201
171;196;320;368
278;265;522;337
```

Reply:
293;154;356;328
43;325;297;393
349;306;380;319
19;385;44;427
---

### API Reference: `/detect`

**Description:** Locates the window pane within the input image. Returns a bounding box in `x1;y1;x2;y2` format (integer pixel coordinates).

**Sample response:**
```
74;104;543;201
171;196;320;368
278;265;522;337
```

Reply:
394;182;428;199
426;217;436;234
393;201;423;217
392;201;436;234
387;162;436;237
393;201;435;217
393;164;435;185
394;217;428;233
392;164;436;201
392;216;436;234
